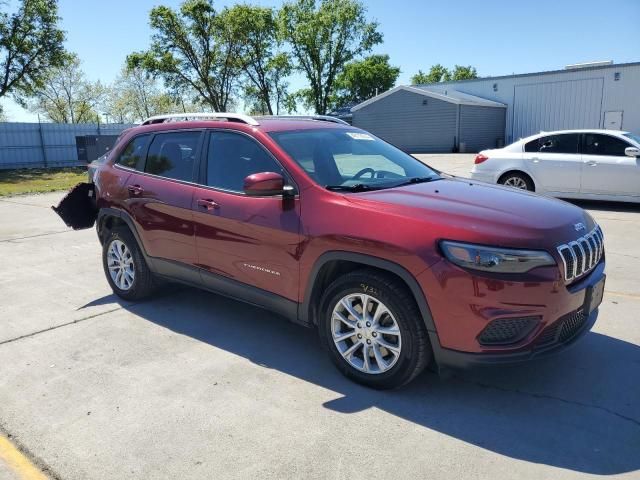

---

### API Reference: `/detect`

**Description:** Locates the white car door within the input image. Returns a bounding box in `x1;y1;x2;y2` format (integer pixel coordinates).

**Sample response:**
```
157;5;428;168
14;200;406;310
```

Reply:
581;133;640;197
523;133;582;193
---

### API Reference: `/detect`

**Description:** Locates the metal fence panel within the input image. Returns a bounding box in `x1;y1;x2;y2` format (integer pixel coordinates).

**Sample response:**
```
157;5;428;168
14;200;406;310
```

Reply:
0;122;135;169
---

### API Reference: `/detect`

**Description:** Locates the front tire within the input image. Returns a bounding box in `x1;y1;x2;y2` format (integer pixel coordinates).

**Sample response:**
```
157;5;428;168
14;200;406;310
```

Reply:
318;269;432;389
102;226;156;301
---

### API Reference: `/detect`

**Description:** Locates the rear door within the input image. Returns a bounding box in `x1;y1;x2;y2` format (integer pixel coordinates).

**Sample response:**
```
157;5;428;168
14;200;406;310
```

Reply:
523;133;581;193
191;130;302;302
119;130;203;278
580;133;640;197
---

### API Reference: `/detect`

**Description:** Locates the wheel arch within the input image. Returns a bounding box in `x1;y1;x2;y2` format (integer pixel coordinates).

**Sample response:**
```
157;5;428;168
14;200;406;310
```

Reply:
497;169;536;191
97;208;152;264
300;252;438;337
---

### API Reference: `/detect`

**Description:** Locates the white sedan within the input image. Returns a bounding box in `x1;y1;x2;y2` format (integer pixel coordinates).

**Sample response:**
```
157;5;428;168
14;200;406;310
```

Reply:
470;129;640;203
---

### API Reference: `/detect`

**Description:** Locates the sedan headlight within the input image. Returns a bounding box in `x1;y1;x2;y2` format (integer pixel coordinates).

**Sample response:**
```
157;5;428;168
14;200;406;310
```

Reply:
440;241;556;273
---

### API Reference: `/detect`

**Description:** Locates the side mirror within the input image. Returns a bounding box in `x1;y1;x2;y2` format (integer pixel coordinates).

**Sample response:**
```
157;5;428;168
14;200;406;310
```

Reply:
243;172;292;196
625;146;640;157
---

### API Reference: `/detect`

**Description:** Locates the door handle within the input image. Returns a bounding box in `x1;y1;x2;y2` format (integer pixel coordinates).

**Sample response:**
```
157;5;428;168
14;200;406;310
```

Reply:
585;161;597;166
197;198;220;211
531;157;540;163
127;184;143;195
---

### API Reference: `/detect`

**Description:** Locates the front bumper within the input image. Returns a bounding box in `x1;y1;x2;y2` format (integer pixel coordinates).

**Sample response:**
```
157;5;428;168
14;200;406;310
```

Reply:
419;257;606;369
431;305;598;370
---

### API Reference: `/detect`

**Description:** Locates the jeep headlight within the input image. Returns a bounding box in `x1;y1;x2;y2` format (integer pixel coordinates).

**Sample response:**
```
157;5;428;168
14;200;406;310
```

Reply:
440;241;556;273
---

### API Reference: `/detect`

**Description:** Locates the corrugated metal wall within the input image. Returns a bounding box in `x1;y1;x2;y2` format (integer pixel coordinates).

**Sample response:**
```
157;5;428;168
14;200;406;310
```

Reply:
459;105;506;152
425;62;640;143
0;122;134;169
512;78;603;139
352;89;457;153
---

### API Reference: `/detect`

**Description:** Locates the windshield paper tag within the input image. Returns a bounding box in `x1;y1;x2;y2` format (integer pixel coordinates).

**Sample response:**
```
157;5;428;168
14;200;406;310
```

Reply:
346;132;374;141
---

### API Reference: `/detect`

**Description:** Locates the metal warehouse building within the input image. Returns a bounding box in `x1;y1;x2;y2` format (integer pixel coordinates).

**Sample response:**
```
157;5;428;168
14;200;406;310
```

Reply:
352;61;640;153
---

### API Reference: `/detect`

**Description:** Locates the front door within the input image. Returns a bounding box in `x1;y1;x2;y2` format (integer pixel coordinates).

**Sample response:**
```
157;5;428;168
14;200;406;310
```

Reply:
580;133;640;197
191;130;302;302
120;130;203;277
523;133;582;193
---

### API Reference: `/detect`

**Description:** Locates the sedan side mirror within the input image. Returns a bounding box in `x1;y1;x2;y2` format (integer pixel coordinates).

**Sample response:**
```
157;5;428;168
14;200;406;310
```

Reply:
243;172;293;196
625;146;640;157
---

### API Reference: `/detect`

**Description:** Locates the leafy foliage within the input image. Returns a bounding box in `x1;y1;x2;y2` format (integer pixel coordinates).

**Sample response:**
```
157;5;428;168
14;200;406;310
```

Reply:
30;53;106;123
105;66;177;123
223;5;293;115
279;0;382;114
411;64;478;84
332;54;399;107
127;0;241;112
0;0;66;102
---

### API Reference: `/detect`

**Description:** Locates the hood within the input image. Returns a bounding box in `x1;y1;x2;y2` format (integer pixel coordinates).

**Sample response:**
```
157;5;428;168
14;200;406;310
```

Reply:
346;178;594;249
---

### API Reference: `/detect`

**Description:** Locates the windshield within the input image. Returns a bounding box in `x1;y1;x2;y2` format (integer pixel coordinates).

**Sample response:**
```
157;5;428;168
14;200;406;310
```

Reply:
623;133;640;146
269;128;439;191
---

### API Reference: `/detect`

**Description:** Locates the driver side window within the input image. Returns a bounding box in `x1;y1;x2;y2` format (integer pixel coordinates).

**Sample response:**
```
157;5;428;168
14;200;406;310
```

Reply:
206;132;285;192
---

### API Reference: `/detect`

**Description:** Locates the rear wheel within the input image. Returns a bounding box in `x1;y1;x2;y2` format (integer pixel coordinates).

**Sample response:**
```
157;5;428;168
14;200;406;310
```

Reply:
499;172;534;191
318;269;432;389
102;226;156;301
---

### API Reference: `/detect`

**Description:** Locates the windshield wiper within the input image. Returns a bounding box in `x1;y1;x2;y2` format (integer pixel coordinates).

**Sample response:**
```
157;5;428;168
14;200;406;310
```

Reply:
391;176;440;188
325;183;376;192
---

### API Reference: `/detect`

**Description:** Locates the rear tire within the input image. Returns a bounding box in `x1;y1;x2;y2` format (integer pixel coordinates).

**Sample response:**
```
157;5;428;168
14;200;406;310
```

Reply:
499;172;534;191
318;269;432;389
102;226;156;301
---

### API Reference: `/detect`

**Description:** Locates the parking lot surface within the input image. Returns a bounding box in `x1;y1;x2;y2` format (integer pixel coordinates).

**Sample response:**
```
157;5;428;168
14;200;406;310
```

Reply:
0;155;639;479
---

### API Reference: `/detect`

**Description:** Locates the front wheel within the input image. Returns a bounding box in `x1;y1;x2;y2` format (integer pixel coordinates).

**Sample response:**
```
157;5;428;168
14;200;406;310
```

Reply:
318;269;432;389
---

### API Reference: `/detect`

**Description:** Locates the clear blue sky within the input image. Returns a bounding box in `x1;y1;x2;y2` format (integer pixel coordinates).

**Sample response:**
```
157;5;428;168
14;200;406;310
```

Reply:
3;0;639;121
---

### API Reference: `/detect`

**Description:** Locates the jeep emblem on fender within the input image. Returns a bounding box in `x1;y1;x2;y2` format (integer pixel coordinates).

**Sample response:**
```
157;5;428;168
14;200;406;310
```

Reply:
574;222;586;232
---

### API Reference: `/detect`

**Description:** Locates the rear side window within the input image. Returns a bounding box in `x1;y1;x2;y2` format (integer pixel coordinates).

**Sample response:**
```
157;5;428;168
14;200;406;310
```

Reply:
583;134;630;156
145;131;201;181
524;134;580;154
116;135;149;170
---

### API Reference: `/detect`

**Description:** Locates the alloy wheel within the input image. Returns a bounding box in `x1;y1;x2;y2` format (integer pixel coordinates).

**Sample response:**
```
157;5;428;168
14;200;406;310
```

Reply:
331;293;402;374
107;239;135;291
504;176;528;189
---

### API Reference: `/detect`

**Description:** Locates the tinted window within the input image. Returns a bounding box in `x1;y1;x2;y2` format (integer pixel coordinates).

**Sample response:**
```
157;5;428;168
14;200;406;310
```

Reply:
116;135;149;169
207;132;284;192
583;134;630;156
524;134;580;154
145;131;201;181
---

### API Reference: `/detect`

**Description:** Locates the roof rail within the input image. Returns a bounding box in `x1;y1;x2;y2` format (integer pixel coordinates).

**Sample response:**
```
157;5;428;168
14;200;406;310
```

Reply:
141;112;260;126
256;115;350;125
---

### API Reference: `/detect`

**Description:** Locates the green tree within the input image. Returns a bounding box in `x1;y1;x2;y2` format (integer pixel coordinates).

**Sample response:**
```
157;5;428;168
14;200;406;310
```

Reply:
411;64;450;85
0;0;66;103
31;53;106;123
224;5;293;115
279;0;382;114
106;66;177;123
450;64;478;81
127;0;241;112
332;54;399;106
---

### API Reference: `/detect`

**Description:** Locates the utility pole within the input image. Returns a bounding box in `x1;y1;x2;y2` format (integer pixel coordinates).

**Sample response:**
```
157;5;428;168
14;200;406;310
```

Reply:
37;114;48;168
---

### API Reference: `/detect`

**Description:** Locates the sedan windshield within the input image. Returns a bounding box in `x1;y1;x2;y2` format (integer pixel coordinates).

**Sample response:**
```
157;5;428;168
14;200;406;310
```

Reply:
269;128;439;191
623;133;640;145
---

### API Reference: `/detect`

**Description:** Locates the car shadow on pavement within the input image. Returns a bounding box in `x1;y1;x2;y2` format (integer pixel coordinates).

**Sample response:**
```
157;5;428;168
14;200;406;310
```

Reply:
109;287;639;476
566;199;640;213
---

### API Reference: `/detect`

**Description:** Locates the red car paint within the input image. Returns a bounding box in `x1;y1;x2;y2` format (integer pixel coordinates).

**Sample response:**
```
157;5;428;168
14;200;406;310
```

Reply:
91;118;605;365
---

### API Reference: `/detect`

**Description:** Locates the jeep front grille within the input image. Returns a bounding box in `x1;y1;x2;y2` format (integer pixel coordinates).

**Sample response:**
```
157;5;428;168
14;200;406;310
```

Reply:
557;226;603;283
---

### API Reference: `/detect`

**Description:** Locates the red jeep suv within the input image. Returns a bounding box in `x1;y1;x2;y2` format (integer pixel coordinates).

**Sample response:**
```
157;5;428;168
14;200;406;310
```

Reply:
55;113;606;389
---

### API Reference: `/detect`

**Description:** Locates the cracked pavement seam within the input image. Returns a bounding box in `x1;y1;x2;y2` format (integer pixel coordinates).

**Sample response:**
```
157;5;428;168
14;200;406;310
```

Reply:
459;377;640;429
0;423;63;480
0;306;123;347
